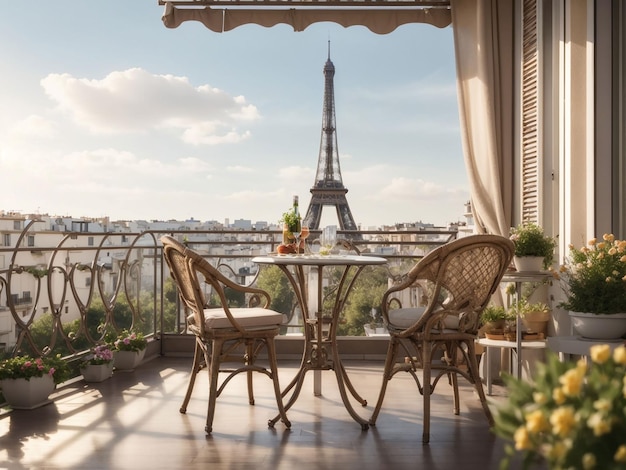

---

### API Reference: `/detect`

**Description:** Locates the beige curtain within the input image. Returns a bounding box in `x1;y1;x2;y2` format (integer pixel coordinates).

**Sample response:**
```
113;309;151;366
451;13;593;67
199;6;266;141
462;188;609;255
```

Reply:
451;0;514;236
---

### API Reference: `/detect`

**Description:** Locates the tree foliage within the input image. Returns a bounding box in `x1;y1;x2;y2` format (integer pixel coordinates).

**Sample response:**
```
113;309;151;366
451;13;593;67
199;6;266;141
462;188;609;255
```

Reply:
256;265;296;319
336;266;388;336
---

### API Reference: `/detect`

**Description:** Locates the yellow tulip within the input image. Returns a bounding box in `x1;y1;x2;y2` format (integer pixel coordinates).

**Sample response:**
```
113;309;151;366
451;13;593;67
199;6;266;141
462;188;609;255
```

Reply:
533;392;548;405
593;398;612;412
615;445;626;463
614;346;626;365
582;453;597;469
559;368;584;396
550;406;576;437
590;344;611;364
587;412;611;436
553;387;566;405
514;426;532;450
525;409;548;434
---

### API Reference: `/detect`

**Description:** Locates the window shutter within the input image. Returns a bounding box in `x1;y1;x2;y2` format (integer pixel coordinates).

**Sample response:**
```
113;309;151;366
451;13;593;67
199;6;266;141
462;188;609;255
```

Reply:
521;0;540;223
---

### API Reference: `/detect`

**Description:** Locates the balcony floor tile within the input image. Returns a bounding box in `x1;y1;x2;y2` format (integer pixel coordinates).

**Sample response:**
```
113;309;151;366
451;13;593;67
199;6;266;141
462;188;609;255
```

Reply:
0;356;542;470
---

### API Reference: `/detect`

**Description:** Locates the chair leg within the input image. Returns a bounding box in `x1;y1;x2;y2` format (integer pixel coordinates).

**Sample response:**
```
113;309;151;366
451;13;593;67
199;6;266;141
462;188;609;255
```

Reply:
246;340;255;405
446;343;461;416
465;339;494;426
265;338;291;429
180;340;203;414
422;340;433;444
205;338;224;434
369;339;399;426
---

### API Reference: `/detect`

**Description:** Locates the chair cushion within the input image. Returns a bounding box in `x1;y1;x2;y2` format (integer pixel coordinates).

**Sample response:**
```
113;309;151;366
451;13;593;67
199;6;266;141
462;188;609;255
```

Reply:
188;308;283;330
388;307;459;330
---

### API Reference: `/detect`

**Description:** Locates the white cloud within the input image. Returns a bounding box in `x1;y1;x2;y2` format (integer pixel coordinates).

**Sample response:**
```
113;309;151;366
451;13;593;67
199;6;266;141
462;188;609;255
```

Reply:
226;165;254;173
9;115;58;139
40;68;259;144
277;166;314;180
378;176;465;200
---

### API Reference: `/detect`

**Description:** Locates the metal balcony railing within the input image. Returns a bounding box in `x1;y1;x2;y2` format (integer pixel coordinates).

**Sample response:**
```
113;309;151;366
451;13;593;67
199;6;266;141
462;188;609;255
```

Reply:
0;220;457;368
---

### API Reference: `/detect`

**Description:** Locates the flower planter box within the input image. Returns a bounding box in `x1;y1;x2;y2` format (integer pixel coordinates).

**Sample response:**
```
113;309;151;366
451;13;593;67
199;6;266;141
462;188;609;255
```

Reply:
81;362;114;382
113;349;145;371
0;374;55;409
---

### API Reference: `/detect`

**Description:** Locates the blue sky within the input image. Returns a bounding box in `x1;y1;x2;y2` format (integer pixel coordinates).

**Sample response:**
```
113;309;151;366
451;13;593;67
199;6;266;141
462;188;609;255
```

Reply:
0;1;467;228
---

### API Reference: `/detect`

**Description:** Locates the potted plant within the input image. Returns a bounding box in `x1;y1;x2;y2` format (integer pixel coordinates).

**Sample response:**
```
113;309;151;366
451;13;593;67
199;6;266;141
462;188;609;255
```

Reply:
494;344;626;469
79;344;114;382
511;298;551;336
510;222;556;271
279;209;303;253
480;305;507;337
112;329;147;371
0;354;70;409
551;233;626;339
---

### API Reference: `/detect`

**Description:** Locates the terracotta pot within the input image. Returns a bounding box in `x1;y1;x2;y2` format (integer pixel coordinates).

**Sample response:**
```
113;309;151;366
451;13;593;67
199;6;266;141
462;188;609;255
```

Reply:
483;320;505;332
522;311;550;335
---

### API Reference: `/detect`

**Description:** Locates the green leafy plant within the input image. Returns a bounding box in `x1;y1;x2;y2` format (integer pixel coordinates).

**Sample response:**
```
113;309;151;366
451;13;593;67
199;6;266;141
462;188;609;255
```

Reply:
481;305;508;324
551;234;626;314
510;223;556;269
280;209;301;232
494;345;626;470
113;329;147;352
0;354;71;384
509;299;551;318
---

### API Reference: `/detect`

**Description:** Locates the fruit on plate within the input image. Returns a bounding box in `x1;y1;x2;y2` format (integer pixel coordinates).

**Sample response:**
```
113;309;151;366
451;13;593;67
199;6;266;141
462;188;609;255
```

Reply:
277;244;295;254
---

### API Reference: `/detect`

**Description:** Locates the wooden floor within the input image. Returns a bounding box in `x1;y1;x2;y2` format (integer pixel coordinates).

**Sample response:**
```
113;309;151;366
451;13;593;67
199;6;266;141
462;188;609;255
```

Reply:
0;356;542;470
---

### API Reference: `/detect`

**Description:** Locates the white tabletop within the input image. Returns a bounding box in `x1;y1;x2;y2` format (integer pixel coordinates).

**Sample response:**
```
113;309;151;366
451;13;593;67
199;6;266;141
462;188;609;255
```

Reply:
501;271;553;283
252;254;387;267
477;337;546;349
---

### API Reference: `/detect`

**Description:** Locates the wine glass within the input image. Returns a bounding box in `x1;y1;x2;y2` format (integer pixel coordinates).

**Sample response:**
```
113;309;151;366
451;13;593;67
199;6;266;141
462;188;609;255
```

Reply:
320;225;337;255
291;221;302;254
300;225;310;254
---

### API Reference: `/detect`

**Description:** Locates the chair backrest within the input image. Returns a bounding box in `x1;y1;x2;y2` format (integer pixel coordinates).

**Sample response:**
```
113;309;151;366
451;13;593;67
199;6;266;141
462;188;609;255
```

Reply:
161;235;209;333
162;235;272;335
389;234;514;334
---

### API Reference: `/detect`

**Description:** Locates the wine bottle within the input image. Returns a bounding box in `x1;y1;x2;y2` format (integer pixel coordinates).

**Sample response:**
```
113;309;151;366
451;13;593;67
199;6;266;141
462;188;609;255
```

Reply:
291;195;302;252
281;195;302;246
292;195;302;234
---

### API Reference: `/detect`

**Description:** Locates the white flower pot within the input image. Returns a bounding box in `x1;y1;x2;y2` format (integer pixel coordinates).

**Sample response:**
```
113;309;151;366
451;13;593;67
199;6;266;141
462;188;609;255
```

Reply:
0;374;55;409
513;256;544;272
569;311;626;340
113;349;145;371
80;362;114;382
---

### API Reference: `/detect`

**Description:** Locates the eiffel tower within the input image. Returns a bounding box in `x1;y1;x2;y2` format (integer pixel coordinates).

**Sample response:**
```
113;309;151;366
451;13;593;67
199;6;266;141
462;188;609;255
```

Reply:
303;43;359;233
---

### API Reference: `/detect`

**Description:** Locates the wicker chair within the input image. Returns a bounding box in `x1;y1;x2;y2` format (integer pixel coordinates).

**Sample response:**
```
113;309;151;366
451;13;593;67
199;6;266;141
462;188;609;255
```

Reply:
161;235;291;434
369;234;514;443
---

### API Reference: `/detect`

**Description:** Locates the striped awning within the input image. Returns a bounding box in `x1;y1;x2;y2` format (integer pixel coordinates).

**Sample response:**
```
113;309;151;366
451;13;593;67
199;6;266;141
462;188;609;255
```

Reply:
160;1;451;34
